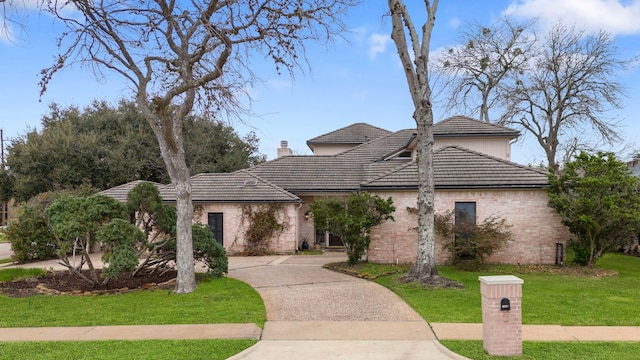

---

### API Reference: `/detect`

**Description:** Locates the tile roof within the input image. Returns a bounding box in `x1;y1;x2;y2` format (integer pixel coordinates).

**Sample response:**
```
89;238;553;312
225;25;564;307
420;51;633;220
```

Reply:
434;115;520;138
99;180;163;202
306;122;392;146
249;129;416;192
361;146;549;189
158;170;301;203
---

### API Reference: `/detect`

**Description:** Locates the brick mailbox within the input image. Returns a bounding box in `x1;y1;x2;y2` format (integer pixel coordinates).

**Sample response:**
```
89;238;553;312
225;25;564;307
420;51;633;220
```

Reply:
479;275;524;356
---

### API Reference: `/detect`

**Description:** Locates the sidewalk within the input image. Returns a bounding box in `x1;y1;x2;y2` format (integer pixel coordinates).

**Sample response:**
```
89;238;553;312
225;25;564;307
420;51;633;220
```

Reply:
431;323;640;342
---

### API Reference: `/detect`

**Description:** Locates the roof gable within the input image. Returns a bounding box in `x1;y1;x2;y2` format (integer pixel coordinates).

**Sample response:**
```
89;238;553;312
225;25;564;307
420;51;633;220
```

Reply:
434;115;519;138
306;122;391;146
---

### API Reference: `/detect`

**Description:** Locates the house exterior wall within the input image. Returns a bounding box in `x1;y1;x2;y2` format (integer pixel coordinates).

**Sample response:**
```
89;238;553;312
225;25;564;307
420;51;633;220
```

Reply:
367;189;570;265
434;137;512;161
298;196;319;247
311;144;358;155
192;202;299;254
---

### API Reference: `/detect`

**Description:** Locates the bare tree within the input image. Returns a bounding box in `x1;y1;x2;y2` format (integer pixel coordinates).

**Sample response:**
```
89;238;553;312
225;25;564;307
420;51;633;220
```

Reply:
387;0;439;281
503;23;633;173
41;0;356;293
436;17;536;123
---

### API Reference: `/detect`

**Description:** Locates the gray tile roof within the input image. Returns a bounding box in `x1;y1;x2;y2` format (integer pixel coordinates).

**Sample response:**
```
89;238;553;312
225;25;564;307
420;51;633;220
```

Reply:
361;146;549;190
306;122;392;146
250;129;417;192
434;115;520;138
99;180;163;202
158;170;301;203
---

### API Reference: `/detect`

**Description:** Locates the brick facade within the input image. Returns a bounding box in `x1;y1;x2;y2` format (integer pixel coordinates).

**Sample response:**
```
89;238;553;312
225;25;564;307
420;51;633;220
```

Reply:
192;203;299;254
367;189;570;265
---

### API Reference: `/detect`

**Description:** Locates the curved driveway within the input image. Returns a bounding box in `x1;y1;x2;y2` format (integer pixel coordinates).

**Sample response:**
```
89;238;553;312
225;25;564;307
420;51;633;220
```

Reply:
227;252;466;360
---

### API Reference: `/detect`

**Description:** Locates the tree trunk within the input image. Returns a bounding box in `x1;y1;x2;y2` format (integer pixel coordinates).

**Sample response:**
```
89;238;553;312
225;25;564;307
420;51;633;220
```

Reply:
408;107;438;279
140;101;197;294
388;0;439;280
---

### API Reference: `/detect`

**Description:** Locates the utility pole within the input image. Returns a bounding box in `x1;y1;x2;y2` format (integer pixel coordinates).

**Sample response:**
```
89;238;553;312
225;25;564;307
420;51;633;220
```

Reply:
1;128;4;167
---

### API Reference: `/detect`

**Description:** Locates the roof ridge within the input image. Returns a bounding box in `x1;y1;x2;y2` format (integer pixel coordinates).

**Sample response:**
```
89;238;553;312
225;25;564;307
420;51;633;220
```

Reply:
306;122;392;145
362;160;415;186
237;169;301;201
335;128;416;157
434;115;519;135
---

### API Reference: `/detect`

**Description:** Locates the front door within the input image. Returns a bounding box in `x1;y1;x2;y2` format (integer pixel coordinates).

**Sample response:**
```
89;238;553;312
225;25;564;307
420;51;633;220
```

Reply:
207;212;224;245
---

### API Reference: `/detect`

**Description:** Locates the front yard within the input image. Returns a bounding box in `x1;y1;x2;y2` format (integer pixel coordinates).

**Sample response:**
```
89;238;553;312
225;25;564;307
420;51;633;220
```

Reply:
336;252;640;359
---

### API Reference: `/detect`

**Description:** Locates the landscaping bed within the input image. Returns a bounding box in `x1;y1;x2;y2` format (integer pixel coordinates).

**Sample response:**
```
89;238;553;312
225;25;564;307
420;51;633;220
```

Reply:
0;269;177;297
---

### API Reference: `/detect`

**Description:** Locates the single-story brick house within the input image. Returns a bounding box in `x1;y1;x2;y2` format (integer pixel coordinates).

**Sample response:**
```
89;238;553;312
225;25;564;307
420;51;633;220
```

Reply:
102;116;569;265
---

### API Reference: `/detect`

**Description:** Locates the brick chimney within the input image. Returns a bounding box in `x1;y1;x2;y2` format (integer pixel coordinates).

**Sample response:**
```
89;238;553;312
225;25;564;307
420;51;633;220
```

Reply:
277;140;293;158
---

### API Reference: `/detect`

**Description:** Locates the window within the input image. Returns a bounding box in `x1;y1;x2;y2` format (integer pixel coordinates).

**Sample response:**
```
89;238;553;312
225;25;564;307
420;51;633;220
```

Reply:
455;202;476;226
454;202;476;259
207;213;224;245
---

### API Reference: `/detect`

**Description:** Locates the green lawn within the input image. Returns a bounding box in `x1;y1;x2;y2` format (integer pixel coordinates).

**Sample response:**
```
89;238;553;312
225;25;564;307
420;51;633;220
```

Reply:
373;253;640;325
0;339;256;360
0;269;264;359
0;274;266;328
441;340;640;360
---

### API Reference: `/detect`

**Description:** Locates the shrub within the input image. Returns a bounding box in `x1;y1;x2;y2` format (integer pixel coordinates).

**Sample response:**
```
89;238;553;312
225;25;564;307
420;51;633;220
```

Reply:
435;211;512;271
192;223;228;278
97;219;145;280
5;203;57;263
309;192;395;265
241;204;287;256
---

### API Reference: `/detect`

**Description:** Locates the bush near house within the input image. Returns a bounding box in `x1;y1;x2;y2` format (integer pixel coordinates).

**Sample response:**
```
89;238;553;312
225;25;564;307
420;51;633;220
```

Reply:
434;211;513;271
309;192;395;265
547;152;640;266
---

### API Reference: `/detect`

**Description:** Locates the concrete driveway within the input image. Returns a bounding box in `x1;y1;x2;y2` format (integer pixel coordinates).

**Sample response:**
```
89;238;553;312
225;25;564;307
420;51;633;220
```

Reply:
0;243;11;261
227;252;466;360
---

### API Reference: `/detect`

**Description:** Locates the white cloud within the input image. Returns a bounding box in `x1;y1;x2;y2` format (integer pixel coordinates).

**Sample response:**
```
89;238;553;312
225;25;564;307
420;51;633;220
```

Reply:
504;0;640;35
368;33;391;60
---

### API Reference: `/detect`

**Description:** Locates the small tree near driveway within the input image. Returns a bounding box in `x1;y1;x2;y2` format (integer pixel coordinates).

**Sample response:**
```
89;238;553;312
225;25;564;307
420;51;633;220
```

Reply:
547;151;640;266
309;192;395;265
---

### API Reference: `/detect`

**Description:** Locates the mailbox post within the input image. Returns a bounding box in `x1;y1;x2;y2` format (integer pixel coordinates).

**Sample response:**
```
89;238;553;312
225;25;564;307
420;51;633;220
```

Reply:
479;275;523;356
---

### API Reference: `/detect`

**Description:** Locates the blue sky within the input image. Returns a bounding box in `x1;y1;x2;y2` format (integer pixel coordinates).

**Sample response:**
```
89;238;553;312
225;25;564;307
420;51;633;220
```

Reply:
2;0;639;165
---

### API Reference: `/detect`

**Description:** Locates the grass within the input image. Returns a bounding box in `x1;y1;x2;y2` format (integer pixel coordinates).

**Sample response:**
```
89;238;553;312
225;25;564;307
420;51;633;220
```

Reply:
0;268;44;282
0;273;266;328
0;339;256;359
440;340;640;360
0;257;14;265
370;253;640;325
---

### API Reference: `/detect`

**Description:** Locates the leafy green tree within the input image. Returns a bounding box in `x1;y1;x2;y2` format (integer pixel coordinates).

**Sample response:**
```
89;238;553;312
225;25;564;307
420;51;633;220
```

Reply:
96;219;145;280
5;188;96;263
5;202;58;263
309;192;395;265
45;194;128;286
3;100;266;202
547;152;640;266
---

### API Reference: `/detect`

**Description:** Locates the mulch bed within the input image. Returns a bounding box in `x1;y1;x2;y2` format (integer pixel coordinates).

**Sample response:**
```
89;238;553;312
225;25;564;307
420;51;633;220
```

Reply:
0;269;177;297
